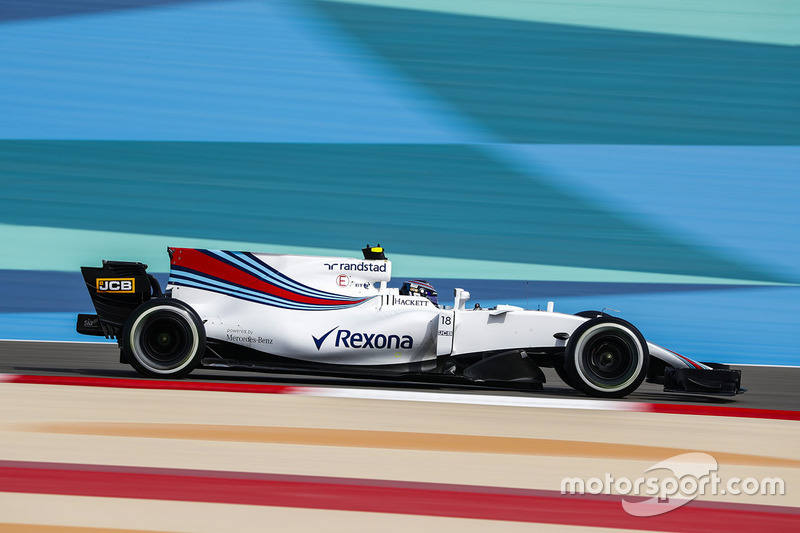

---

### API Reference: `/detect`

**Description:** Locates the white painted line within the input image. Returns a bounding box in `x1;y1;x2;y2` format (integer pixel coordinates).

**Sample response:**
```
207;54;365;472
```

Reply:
293;386;642;412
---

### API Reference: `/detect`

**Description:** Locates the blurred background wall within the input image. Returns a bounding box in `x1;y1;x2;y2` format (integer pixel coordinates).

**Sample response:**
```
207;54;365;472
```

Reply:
1;0;798;364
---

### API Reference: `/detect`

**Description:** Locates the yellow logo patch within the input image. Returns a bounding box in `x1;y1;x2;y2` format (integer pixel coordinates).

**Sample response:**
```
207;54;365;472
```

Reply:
96;278;135;293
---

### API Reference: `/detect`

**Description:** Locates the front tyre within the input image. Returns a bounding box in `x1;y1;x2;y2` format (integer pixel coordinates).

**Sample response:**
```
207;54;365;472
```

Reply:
564;317;649;398
553;361;578;389
121;299;205;378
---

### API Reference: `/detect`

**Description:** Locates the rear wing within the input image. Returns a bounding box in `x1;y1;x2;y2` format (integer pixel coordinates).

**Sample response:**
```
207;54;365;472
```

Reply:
77;261;162;338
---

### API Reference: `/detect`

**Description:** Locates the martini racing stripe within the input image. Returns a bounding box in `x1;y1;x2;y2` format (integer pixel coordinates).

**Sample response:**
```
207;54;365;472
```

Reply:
206;250;352;300
168;249;370;311
194;249;356;301
169;271;309;310
668;349;709;370
170;268;370;311
170;248;366;304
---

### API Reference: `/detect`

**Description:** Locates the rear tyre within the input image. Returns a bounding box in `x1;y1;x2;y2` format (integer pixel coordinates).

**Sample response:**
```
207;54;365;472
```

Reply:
564;317;649;398
121;299;205;378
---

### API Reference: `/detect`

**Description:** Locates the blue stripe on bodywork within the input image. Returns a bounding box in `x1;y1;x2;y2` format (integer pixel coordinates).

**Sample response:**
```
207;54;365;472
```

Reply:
169;266;368;311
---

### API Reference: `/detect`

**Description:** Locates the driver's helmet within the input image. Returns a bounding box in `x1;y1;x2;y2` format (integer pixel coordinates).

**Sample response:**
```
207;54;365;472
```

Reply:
399;279;438;306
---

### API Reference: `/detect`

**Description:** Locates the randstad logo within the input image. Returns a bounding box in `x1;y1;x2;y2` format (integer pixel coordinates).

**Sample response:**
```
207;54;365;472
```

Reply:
313;326;413;351
324;262;387;272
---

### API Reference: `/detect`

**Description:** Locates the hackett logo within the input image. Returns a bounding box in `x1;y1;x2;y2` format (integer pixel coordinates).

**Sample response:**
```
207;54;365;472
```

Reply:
96;278;135;293
313;327;413;351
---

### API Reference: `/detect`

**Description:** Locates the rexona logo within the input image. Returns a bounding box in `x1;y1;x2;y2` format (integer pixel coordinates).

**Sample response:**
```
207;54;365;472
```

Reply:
96;278;135;293
313;326;413;351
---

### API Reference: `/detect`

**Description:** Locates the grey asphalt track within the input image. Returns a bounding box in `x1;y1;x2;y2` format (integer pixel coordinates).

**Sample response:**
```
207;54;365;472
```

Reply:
1;340;797;410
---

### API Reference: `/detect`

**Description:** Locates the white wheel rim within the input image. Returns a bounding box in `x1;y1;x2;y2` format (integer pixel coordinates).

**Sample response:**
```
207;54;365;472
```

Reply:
129;305;200;374
572;323;644;393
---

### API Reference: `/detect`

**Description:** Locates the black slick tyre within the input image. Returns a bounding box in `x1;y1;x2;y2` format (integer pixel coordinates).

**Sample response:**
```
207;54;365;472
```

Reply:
121;299;205;378
553;361;577;389
564;317;649;398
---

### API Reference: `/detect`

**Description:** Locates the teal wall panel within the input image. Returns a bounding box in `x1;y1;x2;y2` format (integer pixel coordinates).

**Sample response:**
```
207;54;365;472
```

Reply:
0;141;791;283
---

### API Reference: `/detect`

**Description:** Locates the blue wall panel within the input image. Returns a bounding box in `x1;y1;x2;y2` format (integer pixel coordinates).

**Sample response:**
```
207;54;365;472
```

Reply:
0;0;797;364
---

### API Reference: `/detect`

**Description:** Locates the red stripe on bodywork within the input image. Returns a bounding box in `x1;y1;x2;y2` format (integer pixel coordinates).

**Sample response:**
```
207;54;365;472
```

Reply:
0;461;797;532
667;349;704;369
171;248;364;306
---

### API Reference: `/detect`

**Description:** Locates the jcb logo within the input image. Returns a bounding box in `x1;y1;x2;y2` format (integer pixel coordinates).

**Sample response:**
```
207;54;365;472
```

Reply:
96;278;135;293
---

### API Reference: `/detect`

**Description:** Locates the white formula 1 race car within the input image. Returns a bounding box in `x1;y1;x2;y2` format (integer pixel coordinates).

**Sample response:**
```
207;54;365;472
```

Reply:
77;246;744;398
